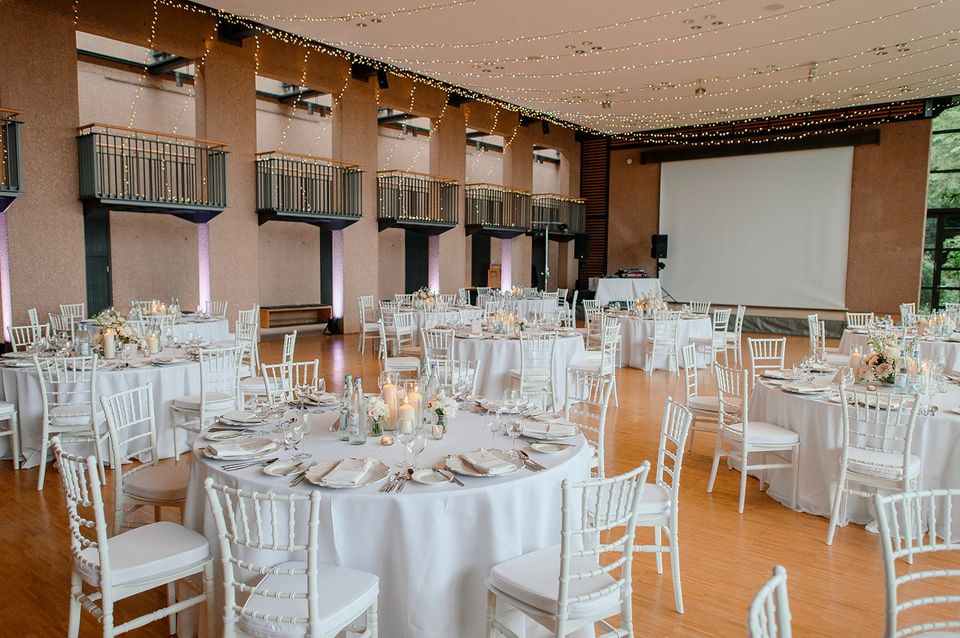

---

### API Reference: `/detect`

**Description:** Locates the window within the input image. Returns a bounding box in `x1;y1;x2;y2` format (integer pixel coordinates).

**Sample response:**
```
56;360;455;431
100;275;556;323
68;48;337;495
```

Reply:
921;105;960;311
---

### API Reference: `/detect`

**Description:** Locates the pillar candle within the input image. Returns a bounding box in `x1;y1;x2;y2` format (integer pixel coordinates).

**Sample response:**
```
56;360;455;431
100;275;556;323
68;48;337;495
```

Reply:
102;329;116;359
382;382;397;430
398;402;415;434
407;388;422;429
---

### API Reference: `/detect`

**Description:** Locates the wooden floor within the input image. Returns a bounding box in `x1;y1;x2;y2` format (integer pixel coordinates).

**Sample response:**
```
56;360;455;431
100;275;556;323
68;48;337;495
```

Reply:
1;333;902;636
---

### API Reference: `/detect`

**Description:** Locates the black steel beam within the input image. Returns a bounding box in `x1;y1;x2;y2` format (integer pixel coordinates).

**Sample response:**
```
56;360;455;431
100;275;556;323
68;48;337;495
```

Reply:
148;55;192;75
218;19;262;46
466;131;488;138
279;88;324;104
447;93;473;107
378;112;418;125
351;63;378;81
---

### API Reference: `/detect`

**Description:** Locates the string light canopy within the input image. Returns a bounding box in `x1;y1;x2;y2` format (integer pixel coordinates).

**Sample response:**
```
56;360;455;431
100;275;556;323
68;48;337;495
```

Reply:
172;0;960;138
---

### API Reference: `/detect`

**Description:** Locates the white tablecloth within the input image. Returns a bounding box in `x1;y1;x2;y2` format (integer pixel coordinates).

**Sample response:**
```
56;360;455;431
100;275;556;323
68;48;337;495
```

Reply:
750;378;960;527
0;350;201;467
82;318;230;344
500;298;560;320
595;279;661;306
839;329;960;372
183;409;592;638
616;315;713;369
452;332;586;406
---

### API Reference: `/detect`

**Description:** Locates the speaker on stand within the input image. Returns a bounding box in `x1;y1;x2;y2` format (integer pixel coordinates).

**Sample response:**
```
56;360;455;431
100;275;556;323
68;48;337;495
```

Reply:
574;234;590;260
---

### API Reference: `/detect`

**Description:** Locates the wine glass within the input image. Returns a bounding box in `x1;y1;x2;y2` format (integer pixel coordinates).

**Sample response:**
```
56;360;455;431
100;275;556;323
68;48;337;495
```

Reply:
397;429;415;468
506;418;523;451
502;388;519;414
486;409;503;447
283;421;305;450
408;431;426;468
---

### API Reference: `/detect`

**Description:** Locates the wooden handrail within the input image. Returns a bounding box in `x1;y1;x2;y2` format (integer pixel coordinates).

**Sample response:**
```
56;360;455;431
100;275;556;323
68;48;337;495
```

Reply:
256;150;361;169
465;182;532;195
77;122;227;149
0;108;23;117
532;193;586;203
377;169;460;184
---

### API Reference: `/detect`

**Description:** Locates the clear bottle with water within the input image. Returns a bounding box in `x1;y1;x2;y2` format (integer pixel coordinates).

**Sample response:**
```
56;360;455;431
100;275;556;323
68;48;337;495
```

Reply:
339;375;353;441
349;377;367;445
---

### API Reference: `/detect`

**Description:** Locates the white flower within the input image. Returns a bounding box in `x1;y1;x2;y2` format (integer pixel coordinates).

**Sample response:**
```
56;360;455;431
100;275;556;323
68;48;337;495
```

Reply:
366;396;389;423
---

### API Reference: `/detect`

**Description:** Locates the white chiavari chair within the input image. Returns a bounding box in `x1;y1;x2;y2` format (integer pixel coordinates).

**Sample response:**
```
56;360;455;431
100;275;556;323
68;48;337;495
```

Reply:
645;310;681;374
724;304;746;366
261;359;321;407
680;343;734;451
748;566;793;638
240;330;297;404
8;322;47;351
687;301;710;315
49;313;77;341
476;286;490;296
846;312;875;329
899;302;916;325
568;319;620;406
395;293;414;304
392;312;420;357
434;359;481;396
690;307;731;367
457;287;469;305
35;354;107;490
421;327;455;367
485;462;650;638
436;293;457;307
60;303;87;321
27;307;40;326
171;346;244;461
204;478;380;638
875;488;960;638
358;295;379;354
237;305;259;326
633;398;692;614
459;308;483;324
565;370;614;478
508;330;558;411
234;320;259;378
825;385;922;545
583;307;606;350
810;319;848;365
522;287;538;297
54;439;215;638
101;385;189;534
556;288;568;308
748;337;786;382
708;364;800;513
204;300;228;319
563;289;579;328
130;299;152;314
377;320;420;377
483;300;501;319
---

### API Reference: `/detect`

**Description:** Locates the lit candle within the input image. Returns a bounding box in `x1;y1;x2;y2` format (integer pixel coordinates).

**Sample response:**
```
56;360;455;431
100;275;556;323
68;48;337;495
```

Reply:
398;402;415;434
102;329;116;360
909;359;918;376
382;382;397;431
148;334;160;354
407;387;423;429
849;349;862;372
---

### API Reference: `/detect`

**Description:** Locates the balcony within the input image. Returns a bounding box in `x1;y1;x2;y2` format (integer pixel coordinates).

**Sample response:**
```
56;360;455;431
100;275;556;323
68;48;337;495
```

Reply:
377;170;460;235
0;109;23;213
256;151;362;230
531;193;587;241
464;183;531;239
77;123;227;222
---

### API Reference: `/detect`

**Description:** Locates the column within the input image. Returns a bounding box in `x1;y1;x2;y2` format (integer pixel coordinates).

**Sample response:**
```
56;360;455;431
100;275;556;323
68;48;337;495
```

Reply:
429;103;466;293
503;125;535;287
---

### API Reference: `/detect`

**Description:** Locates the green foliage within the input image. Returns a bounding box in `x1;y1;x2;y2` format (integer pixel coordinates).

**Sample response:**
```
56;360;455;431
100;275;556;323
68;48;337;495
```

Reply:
929;105;960;210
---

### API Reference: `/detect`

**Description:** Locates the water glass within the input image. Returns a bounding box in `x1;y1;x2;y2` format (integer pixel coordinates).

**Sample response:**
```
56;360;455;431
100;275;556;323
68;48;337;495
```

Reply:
486;409;503;447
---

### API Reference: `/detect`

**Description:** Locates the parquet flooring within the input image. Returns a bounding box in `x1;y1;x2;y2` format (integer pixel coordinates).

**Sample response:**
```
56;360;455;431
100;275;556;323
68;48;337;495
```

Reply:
0;333;913;636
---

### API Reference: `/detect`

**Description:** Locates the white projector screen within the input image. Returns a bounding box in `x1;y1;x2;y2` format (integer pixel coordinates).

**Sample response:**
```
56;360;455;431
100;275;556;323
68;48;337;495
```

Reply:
658;147;853;309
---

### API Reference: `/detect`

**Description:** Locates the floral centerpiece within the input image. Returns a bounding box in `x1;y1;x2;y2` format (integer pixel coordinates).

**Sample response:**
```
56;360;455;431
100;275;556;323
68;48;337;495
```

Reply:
366;395;389;436
414;286;436;302
635;291;667;316
426;392;459;432
94;307;144;349
855;335;902;384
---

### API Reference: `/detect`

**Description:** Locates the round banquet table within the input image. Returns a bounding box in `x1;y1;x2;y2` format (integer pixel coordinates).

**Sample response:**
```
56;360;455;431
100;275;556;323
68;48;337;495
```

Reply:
839;328;960;372
749;375;960;533
182;409;591;638
452;331;586;406
500;297;559;320
615;314;713;369
81;317;230;344
0;349;201;467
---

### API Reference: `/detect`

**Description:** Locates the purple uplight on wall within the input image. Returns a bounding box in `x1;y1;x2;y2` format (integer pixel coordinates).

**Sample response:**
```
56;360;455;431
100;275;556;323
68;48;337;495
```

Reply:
332;229;344;318
428;235;440;291
0;211;11;341
501;238;512;291
197;223;210;308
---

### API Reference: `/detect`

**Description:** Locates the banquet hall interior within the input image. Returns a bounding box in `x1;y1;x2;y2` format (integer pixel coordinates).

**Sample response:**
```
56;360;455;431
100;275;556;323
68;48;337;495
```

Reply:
1;0;959;636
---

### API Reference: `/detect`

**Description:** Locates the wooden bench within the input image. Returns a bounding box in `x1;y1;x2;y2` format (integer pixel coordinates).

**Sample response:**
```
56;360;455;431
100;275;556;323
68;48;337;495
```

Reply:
259;305;332;329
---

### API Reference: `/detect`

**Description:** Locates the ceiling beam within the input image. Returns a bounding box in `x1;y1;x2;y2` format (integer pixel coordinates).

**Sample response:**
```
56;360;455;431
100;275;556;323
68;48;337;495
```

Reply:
148;54;191;75
465;131;488;138
351;63;378;82
378;112;418;125
218;19;262;47
279;88;325;104
447;94;473;107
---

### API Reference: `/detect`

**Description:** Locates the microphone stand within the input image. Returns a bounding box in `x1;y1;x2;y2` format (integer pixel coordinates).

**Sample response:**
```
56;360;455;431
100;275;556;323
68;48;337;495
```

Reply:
655;259;679;303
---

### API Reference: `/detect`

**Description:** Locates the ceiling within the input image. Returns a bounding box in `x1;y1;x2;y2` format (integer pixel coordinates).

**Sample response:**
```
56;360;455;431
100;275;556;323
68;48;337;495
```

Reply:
207;0;960;134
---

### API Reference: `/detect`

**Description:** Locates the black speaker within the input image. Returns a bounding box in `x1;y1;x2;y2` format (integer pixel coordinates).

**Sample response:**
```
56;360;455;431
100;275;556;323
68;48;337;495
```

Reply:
574;234;590;260
651;234;668;259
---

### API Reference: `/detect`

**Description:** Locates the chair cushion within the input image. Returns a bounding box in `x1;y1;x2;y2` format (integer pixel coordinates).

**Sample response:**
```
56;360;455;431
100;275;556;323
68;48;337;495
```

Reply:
238;561;379;638
77;521;210;587
173;392;236;412
385;357;421;371
240;376;267;394
489;544;621;620
50;404;102;426
0;402;15;416
567;358;614;374
123;461;191;502
508;367;552;379
689;336;714;346
847;448;921;479
687;395;721;413
635;482;672;519
724;420;799;446
362;322;380;331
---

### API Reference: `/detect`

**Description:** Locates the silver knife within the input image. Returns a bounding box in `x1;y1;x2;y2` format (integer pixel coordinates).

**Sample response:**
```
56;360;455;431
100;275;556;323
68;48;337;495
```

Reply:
435;467;465;487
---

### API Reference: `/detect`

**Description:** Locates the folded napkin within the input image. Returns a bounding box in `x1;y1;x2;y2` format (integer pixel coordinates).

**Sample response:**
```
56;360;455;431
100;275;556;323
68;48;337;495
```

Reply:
482;400;521;414
321;458;373;486
221;410;264;424
762;369;797;380
461;449;516;475
782;383;832;394
523;419;578;438
208;438;275;459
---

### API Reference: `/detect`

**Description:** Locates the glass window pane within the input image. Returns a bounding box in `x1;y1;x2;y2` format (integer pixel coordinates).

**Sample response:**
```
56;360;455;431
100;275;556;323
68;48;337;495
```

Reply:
941;270;960;288
922;251;935;286
921;287;933;312
940;288;960;306
930;135;960;172
932;106;960;133
925;217;937;247
929;172;960;209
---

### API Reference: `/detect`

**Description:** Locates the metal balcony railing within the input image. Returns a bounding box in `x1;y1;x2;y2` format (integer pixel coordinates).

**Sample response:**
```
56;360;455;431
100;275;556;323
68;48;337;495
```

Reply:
465;183;531;237
531;193;587;236
256;151;362;229
77;123;227;220
377;170;460;233
0;109;23;209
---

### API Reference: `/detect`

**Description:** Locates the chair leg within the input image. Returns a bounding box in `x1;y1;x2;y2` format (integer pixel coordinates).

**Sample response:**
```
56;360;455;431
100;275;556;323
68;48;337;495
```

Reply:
791;444;800;511
10;414;20;470
366;598;379;637
654;526;663;574
668;522;684;614
173;419;182;463
91;434;107;485
611;374;619;407
486;589;499;638
68;571;82;638
203;561;216;638
167;581;177;635
707;440;723;494
738;453;749;514
37;437;48;491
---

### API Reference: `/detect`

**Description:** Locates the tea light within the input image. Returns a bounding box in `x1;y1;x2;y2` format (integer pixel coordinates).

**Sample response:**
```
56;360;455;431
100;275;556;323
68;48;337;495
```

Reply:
431;424;444;440
380;435;394;446
866;384;877;391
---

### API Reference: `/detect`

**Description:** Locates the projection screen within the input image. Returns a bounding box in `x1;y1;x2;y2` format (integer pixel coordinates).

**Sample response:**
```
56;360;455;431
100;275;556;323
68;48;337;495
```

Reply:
658;147;853;310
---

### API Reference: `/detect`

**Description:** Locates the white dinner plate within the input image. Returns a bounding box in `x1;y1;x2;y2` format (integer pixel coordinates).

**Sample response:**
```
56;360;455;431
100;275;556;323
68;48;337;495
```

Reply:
410;468;449;486
780;384;833;395
201;440;281;461
304;459;390;488
2;361;34;368
219;409;283;426
2;352;34;359
152;356;190;365
531;442;571;454
202;431;255;442
521;422;580;441
444;449;523;477
262;458;307;477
